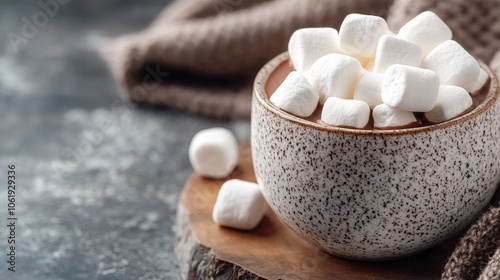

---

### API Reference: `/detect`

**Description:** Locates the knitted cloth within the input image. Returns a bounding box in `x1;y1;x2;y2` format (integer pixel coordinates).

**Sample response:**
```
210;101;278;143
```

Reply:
387;0;500;64
105;2;500;277
442;202;500;280
104;0;392;118
105;0;500;118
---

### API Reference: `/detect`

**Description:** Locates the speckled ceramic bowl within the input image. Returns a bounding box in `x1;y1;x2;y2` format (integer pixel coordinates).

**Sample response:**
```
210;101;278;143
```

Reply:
251;52;500;260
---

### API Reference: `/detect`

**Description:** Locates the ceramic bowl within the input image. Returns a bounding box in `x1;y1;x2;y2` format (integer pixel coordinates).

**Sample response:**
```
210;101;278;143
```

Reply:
251;52;500;260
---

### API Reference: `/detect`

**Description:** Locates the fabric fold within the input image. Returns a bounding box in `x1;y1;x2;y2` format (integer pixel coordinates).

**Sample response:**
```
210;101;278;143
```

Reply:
104;0;392;118
104;0;500;118
442;204;500;280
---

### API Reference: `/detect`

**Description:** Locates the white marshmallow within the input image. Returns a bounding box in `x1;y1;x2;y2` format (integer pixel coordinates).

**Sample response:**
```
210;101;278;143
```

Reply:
397;11;452;56
270;71;319;117
288;28;341;73
373;104;418;129
309;54;362;103
302;71;311;83
338;13;389;58
353;55;371;68
382;64;439;112
189;128;238;179
422;40;480;92
386;30;396;37
471;68;489;96
212;179;268;230
373;35;423;73
424;85;473;123
353;72;384;109
364;59;375;72
321;97;370;129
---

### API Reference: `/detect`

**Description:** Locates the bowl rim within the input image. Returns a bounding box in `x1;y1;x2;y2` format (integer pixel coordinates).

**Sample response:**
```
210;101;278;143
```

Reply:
253;52;500;136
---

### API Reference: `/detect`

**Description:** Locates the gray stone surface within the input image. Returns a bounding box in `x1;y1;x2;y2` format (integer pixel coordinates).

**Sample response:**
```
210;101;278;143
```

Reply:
0;1;251;279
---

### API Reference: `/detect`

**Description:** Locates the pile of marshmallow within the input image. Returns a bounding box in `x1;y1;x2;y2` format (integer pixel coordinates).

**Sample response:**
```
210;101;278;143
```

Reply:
271;11;489;129
189;128;268;230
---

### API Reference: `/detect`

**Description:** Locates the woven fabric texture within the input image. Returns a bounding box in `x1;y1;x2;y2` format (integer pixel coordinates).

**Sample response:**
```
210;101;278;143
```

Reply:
442;204;500;280
480;246;500;280
104;0;391;118
105;0;500;118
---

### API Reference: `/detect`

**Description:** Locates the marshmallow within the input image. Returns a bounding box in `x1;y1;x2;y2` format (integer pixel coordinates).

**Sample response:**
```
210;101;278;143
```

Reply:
397;11;452;56
338;13;389;58
270;71;319;117
382;64;439;112
212;179;268;230
424;85;473;123
373;35;423;73
321;97;370;129
353;72;384;109
422;40;480;92
364;59;375;72
288;28;341;73
386;30;396;37
302;71;311;82
189;128;238;179
309;54;362;103
354;55;372;68
373;104;418;129
471;68;489;96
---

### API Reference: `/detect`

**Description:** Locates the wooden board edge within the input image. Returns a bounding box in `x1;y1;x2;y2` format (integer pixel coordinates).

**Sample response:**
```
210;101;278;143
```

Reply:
175;201;266;280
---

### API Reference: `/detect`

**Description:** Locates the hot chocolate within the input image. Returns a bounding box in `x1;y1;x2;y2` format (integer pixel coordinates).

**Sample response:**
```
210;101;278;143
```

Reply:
266;58;491;130
269;12;489;130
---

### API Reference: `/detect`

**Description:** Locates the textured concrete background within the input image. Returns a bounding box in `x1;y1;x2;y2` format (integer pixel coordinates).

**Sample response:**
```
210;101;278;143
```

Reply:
0;1;251;279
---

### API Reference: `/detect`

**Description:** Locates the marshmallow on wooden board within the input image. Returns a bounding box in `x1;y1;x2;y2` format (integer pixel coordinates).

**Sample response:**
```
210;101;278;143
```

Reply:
189;128;238;179
270;71;319;117
212;179;268;230
382;64;439;112
373;104;418;129
397;11;452;56
321;97;370;129
288;28;341;73
338;13;389;58
309;54;362;103
353;72;384;109
422;40;480;92
424;85;473;124
471;68;489;96
373;35;423;73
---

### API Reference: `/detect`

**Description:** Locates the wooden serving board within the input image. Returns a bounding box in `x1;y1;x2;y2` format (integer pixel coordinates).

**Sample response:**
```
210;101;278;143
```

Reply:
175;142;457;280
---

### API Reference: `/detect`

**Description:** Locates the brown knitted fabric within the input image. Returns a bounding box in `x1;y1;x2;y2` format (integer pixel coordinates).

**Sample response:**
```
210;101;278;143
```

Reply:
441;204;500;280
105;0;500;118
104;0;392;118
387;0;500;64
480;247;500;280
